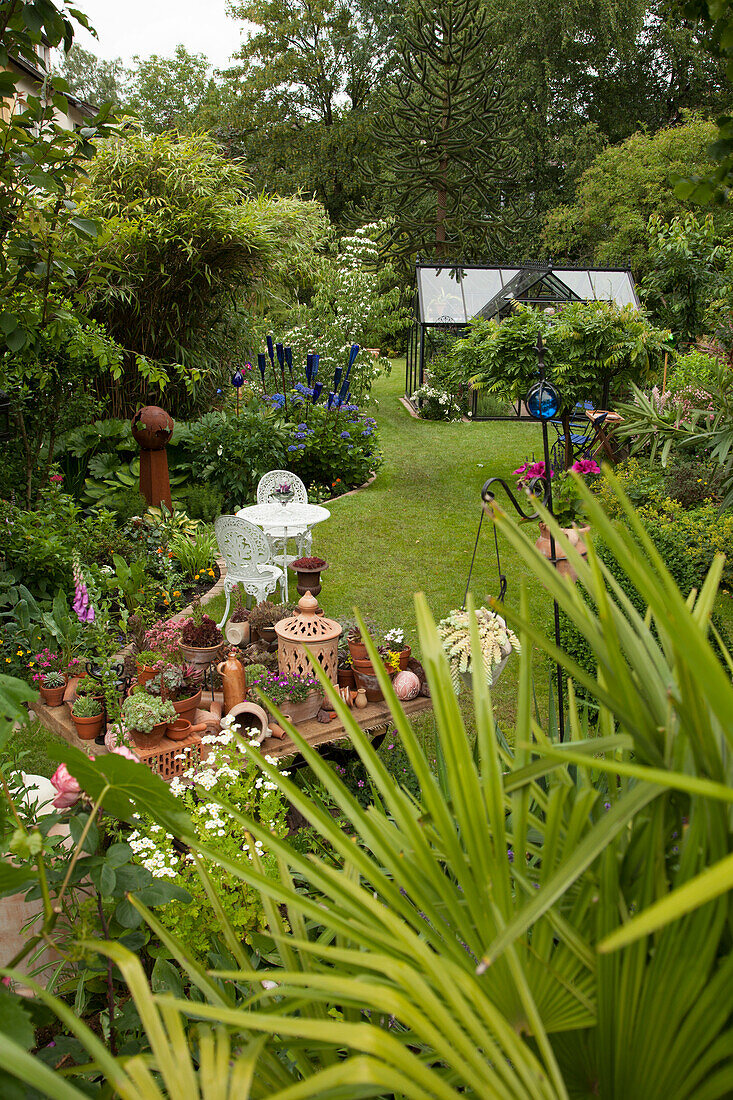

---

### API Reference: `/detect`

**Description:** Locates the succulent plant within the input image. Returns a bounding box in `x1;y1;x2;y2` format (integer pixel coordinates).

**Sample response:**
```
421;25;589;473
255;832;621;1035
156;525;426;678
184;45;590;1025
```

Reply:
121;693;176;734
244;662;268;681
145;663;202;700
72;694;103;718
41;671;66;688
181;612;223;647
248;601;294;633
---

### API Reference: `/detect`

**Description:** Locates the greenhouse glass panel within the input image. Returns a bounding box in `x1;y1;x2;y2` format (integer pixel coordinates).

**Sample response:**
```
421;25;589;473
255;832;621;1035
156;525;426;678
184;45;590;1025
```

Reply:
417;267;467;323
462;269;505;317
554;270;594;299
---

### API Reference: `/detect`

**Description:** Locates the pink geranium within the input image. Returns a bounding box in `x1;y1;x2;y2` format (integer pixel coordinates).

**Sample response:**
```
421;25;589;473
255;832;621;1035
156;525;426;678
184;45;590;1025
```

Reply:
571;458;601;476
50;764;81;810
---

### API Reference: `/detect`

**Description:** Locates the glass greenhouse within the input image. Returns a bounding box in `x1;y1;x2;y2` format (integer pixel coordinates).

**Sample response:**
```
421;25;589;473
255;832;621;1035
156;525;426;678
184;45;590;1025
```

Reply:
405;262;640;418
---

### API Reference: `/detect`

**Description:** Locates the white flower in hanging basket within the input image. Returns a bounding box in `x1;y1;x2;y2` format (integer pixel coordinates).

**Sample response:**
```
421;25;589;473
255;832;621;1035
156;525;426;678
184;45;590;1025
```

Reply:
437;607;520;693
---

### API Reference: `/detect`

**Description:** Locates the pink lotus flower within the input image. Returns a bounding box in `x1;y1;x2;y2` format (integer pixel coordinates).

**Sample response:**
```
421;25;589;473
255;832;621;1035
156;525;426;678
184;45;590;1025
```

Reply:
50;764;81;810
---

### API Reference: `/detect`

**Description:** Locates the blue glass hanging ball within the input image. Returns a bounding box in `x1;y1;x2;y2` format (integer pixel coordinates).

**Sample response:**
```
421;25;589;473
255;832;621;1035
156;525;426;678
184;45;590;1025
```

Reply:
231;370;245;388
526;379;561;420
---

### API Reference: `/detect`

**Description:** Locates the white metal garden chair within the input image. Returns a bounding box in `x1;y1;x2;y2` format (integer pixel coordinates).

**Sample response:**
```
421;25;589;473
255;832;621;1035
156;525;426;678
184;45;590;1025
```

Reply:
214;515;284;628
256;469;314;559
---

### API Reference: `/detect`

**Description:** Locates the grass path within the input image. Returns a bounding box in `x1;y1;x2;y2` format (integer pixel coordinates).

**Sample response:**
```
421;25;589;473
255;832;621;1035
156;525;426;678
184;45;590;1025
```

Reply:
277;362;552;729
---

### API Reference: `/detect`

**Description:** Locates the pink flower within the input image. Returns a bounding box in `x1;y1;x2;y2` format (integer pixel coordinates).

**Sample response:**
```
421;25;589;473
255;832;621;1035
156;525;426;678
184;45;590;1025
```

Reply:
513;464;528;475
111;745;137;762
49;474;63;484
571;458;601;476
50;764;81;810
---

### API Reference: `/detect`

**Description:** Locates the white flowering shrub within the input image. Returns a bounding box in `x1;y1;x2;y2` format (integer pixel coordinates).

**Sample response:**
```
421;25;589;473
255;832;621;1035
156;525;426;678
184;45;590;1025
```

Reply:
126;725;292;957
283;222;410;404
411;384;463;422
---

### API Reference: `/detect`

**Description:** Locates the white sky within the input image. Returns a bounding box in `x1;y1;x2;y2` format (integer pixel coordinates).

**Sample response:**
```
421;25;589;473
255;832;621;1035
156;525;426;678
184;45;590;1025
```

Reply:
74;0;247;70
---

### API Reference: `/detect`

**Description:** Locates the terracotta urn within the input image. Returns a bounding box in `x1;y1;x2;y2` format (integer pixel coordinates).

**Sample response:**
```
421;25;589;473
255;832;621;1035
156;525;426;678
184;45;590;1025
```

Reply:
535;522;589;582
180;641;226;668
291;561;328;599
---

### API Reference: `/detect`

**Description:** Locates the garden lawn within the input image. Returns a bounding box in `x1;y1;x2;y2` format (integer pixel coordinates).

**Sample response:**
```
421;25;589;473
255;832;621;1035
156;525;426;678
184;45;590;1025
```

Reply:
209;361;554;735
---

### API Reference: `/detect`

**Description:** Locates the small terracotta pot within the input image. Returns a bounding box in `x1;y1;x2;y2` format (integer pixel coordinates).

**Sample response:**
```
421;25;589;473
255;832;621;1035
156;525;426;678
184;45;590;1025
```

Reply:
352;659;383;702
278;690;323;725
136;663;158;686
347;640;369;662
398;646;412;671
71;711;104;741
167;719;207;742
39;681;67;708
129;721;168;749
257;625;277;646
172;688;202;724
337;667;356;689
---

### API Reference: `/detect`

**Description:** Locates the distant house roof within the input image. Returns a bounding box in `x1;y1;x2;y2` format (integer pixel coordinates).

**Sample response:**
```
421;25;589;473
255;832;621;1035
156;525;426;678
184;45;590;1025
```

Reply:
9;52;97;119
416;263;639;325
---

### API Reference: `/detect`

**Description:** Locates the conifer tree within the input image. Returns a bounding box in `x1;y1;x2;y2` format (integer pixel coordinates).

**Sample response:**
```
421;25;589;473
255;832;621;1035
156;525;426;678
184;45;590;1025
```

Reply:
370;0;522;260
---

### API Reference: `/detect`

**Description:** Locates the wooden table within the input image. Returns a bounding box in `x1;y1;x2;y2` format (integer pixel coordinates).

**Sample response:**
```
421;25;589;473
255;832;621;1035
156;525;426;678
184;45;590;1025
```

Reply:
585;409;624;462
259;695;433;762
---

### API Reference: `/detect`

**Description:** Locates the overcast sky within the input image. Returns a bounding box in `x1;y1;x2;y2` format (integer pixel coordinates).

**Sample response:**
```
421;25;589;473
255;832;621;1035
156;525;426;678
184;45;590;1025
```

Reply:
74;0;247;70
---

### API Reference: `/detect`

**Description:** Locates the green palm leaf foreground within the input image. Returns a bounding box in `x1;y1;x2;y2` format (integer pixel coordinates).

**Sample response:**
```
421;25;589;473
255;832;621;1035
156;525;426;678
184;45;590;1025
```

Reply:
4;473;733;1098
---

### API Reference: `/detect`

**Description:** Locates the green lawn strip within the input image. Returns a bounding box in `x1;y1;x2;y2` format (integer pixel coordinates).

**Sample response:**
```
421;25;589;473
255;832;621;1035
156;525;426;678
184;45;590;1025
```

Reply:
209;363;554;732
11;720;67;779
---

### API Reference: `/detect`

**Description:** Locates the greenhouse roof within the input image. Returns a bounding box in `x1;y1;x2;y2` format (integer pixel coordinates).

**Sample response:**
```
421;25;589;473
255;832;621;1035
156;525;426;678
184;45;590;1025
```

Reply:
416;263;639;324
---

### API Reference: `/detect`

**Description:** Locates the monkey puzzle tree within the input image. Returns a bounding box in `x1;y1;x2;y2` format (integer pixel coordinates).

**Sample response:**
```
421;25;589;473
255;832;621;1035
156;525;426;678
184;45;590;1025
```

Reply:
369;0;523;261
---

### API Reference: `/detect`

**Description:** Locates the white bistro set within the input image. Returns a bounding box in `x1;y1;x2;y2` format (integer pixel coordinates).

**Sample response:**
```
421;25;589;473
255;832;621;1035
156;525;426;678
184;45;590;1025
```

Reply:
213;470;330;628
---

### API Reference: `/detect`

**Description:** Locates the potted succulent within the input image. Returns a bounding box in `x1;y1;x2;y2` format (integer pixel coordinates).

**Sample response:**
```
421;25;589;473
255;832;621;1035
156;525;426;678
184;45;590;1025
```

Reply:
180;599;225;666
346;620;379;663
290;556;328;598
144;663;204;723
121;693;177;749
384;627;411;670
38;671;67;708
248;669;323;724
248;601;293;646
134;649;162;686
337;650;355;690
437;607;520;694
70;692;104;741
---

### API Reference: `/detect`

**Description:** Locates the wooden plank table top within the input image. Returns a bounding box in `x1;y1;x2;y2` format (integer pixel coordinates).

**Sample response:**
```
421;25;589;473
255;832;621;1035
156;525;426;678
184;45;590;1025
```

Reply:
259;695;434;760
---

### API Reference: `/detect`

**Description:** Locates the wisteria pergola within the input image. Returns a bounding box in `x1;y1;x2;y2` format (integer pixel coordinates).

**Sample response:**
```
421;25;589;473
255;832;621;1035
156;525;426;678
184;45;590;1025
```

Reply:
405;262;640;419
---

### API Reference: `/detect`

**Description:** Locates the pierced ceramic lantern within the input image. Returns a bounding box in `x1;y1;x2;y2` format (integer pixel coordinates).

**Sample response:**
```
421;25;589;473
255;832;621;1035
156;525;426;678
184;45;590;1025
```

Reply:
274;592;342;684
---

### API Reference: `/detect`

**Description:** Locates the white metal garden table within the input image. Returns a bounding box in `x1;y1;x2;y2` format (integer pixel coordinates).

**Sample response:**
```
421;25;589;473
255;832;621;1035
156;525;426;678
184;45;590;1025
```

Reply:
235;501;330;602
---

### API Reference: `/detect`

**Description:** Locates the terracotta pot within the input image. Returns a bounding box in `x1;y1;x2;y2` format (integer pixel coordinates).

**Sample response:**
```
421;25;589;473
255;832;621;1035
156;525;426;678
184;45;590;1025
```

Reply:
180;641;225;668
347;640;369;661
337;667;356;689
172;688;202;724
352;658;383;702
129;721;168;749
354;687;368;709
292;562;328;599
71;711;104;741
39;681;67;708
535;522;589;582
278;689;323;725
398;646;412;670
135;662;158;686
258;625;277;646
167;719;207;742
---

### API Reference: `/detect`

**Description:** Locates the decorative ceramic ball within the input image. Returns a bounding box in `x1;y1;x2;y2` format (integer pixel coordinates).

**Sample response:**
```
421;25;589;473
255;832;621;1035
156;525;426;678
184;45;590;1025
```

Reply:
393;670;420;701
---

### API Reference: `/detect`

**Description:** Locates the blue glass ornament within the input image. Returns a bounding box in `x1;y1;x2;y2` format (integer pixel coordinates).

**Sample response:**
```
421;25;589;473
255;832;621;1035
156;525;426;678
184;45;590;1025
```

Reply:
276;342;284;367
338;378;350;402
333;366;343;391
348;344;359;370
312;353;319;380
526;379;562;421
257;353;266;380
284;346;293;377
231;370;244;388
305;352;313;384
327;391;335;410
266;335;274;364
312;381;323;404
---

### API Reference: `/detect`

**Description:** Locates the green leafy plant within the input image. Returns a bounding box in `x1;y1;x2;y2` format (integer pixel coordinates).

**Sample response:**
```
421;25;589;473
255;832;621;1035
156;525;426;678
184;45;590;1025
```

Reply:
248;601;292;633
168;529;217;579
437;605;520;691
40;671;65;689
121;694;176;734
71;694;103;718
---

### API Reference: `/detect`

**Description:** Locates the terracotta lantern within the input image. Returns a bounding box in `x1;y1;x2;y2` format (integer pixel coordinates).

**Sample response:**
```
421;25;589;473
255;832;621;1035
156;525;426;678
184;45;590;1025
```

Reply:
274;592;341;684
131;405;174;510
